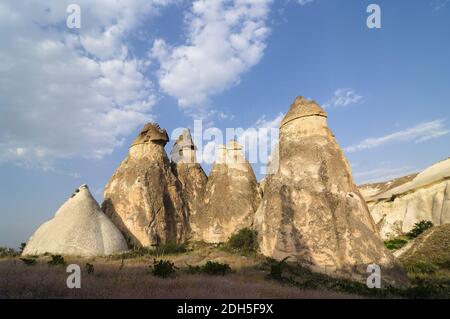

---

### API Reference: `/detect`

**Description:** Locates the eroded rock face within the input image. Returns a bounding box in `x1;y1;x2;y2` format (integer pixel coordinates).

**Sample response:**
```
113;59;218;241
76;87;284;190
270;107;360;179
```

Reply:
255;97;405;284
23;185;128;256
362;159;450;239
102;123;189;247
170;129;208;241
194;141;260;243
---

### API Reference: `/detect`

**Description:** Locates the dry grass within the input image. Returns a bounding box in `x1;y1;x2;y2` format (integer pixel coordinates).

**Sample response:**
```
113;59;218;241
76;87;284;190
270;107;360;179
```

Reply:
0;258;355;299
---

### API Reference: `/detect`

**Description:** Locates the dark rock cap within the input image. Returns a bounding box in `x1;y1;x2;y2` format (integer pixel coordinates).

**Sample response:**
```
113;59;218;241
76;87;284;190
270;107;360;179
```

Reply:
131;123;169;147
280;96;327;128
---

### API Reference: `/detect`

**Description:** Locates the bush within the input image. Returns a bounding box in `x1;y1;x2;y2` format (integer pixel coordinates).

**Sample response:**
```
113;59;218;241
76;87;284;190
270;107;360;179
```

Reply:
112;242;188;259
20;258;37;266
48;255;66;266
268;257;289;280
384;238;408;250
188;261;232;276
85;263;94;274
407;221;433;239
150;259;177;278
19;242;26;254
0;247;18;258
226;228;258;255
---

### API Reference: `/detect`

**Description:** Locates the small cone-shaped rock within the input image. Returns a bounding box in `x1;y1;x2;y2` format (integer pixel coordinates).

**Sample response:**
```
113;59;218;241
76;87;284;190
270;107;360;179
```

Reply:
102;123;189;247
170;129;208;240
23;185;128;256
254;96;406;285
196;141;260;243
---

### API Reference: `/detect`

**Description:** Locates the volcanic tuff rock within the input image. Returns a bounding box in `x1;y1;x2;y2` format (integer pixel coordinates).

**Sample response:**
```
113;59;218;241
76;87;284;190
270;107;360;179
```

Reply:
193;141;261;243
254;96;406;284
361;158;450;239
171;129;208;240
23;185;128;256
102;123;189;247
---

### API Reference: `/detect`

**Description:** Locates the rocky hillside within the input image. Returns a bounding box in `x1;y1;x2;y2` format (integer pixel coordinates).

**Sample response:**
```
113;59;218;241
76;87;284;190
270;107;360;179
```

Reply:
359;158;450;239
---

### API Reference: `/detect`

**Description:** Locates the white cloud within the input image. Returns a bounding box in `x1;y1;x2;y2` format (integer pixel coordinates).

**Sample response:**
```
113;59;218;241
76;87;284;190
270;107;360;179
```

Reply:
296;0;315;6
0;1;173;169
345;120;450;153
433;0;450;11
323;88;363;109
151;0;272;109
354;165;418;185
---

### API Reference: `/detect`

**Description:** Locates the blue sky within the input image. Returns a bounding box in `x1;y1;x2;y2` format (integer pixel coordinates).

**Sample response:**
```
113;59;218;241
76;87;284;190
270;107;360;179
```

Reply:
1;0;449;248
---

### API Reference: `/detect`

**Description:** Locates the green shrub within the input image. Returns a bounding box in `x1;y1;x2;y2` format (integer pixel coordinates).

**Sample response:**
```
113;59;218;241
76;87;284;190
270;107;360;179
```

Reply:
85;263;94;274
407;221;434;239
225;228;258;255
268;257;289;280
112;242;188;259
0;247;18;258
150;259;177;278
20;258;37;266
188;261;231;276
384;238;408;250
19;242;27;254
48;255;66;266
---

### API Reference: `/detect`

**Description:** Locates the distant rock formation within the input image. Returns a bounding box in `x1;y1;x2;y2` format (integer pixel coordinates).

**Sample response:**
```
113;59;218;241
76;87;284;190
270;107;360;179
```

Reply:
360;158;450;239
194;141;260;243
102;123;189;247
23;185;128;256
255;97;405;284
171;129;208;240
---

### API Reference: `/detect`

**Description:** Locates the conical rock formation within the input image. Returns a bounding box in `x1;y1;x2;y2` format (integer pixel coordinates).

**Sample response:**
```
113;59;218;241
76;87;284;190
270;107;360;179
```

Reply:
195;141;260;243
254;97;406;285
171;129;208;240
23;185;128;256
102;123;189;247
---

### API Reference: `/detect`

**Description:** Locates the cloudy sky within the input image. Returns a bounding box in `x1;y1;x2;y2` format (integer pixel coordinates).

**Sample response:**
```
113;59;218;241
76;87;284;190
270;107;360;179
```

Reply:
1;0;449;247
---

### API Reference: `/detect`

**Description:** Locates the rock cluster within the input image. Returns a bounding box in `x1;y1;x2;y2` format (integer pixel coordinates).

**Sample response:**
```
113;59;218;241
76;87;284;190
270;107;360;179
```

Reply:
361;158;450;239
23;185;128;256
24;95;410;285
254;97;405;283
102;123;189;247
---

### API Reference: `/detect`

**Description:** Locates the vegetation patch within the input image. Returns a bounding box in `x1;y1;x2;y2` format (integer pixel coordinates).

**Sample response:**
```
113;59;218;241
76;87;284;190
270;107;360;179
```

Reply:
150;259;178;278
20;258;37;266
85;263;94;274
222;228;258;256
0;247;18;258
47;255;66;266
112;242;188;260
384;238;408;250
187;261;232;276
267;257;289;280
407;220;433;239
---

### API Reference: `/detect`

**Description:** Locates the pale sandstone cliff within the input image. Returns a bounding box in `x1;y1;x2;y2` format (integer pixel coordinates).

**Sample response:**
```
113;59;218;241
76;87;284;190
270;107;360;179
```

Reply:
361;159;450;239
